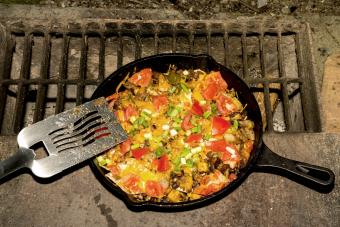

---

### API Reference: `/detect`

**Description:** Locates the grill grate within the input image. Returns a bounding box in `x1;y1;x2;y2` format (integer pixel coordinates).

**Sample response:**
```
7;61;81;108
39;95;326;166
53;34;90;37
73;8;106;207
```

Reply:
0;19;321;135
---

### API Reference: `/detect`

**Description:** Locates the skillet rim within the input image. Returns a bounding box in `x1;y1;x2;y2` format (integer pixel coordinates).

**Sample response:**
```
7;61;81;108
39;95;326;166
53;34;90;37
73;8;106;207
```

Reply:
89;53;264;211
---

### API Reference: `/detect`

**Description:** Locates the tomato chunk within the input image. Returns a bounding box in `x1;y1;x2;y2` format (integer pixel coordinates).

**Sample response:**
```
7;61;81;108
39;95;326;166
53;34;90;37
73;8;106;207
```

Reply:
124;105;138;121
131;147;149;160
212;116;231;136
152;95;168;111
128;68;153;87
120;138;131;155
122;175;142;194
186;133;203;144
216;95;236;115
157;155;170;172
181;113;194;131
206;139;227;152
191;100;204;116
145;180;165;198
210;71;227;91
202;82;218;100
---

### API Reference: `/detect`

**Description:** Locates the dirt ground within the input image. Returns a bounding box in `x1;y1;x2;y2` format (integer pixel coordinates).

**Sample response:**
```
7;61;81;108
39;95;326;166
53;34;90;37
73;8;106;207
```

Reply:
0;0;339;18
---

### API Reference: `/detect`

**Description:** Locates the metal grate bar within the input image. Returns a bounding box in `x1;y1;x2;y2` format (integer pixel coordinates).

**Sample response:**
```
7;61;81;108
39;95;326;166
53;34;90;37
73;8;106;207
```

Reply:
117;32;123;68
154;31;159;54
172;28;176;53
33;33;51;123
207;30;211;55
135;32;142;59
76;34;87;105
223;32;229;67
277;32;292;131
295;31;321;132
55;34;69;114
13;33;32;133
263;82;273;131
188;31;194;54
0;33;14;132
98;34;105;81
241;32;248;78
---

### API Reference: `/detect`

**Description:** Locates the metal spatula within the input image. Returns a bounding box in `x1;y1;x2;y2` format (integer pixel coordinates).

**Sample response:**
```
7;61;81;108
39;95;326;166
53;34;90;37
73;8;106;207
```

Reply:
0;97;127;179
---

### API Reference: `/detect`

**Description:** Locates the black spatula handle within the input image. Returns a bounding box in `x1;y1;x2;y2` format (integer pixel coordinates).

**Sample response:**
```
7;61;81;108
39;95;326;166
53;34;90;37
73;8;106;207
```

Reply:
0;148;35;180
254;144;335;193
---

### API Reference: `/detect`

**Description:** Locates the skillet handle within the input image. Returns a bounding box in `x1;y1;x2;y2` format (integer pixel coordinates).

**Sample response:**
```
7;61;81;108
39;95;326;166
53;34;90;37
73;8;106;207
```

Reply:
254;144;335;193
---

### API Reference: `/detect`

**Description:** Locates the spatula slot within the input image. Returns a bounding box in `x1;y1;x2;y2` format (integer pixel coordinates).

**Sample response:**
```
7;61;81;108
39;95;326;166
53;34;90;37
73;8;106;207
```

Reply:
30;141;49;159
52;120;102;144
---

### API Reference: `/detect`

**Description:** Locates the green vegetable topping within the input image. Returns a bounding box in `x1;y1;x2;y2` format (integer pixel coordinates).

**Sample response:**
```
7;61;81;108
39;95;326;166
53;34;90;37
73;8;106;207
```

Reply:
180;82;190;93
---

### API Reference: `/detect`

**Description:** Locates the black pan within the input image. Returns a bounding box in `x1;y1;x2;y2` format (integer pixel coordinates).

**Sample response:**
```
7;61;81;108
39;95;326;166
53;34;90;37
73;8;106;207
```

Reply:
90;53;335;211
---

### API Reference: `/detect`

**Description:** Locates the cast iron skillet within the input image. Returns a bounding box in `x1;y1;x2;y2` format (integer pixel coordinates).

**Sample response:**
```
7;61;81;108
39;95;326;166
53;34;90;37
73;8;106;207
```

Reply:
90;53;335;211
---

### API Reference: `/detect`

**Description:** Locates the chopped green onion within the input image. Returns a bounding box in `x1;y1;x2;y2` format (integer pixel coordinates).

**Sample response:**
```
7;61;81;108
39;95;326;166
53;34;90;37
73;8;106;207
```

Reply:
186;159;194;167
155;147;165;158
233;120;239;130
211;103;217;114
180;82;190;93
131;144;140;149
203;111;212;119
141;111;151;119
169;86;177;94
191;125;202;133
181;148;190;157
204;134;212;141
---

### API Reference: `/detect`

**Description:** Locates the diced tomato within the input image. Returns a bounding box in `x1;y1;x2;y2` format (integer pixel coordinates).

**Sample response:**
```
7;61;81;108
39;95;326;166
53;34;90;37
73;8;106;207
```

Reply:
152;95;168;111
120;138;131;155
206;139;227;152
216;95;236;115
145;180;165;198
122;175;142;194
193;170;227;196
131;147;149;160
108;165;120;176
128;68;152;87
181;113;194;131
156;155;170;172
212;116;231;136
228;173;237;181
210;71;227;91
191;100;204;116
186;133;203;144
124;105;138;121
222;144;240;162
202;82;218;100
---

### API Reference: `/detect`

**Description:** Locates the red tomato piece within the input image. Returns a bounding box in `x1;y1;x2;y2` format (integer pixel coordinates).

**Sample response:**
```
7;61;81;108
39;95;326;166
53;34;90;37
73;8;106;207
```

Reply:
181;113;194;131
131;147;149;160
152;95;168;111
128;68;152;87
122;175;142;194
216;95;236;115
124;105;138;121
228;173;237;181
212;116;231;136
108;165;120;176
210;71;227;91
157;155;170;172
145;180;165;198
206;139;227;152
191;100;204;116
120;138;131;155
202;82;218;100
186;133;203;144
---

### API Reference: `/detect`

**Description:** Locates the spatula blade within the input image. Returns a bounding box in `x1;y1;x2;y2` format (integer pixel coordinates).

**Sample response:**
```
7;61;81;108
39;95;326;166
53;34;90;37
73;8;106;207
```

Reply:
17;97;127;178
